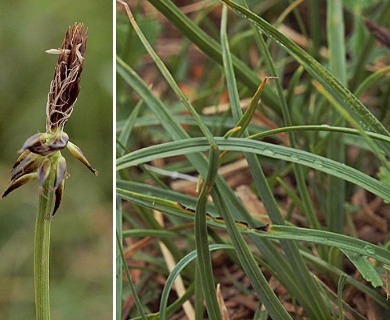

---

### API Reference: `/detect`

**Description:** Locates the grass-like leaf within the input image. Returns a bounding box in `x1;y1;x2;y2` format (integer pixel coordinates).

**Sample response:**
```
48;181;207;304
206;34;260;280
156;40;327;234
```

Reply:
116;188;390;267
117;2;390;318
117;138;390;202
220;0;390;152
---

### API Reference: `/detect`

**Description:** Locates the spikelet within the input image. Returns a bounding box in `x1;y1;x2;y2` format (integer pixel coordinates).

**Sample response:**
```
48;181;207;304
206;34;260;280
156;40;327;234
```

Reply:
1;23;97;216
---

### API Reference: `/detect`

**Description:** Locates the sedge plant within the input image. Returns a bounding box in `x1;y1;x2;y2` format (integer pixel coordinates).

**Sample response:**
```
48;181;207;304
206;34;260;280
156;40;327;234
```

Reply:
117;1;390;319
1;23;97;320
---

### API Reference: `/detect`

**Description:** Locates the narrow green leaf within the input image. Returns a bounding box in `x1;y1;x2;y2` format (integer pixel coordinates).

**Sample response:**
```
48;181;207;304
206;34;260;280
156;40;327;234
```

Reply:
219;0;390;153
195;147;222;320
326;0;347;234
117;100;142;155
302;251;388;309
147;0;281;110
117;188;390;288
122;229;179;239
116;199;123;320
337;275;347;320
116;138;390;202
118;1;216;146
159;244;234;319
117;186;390;270
341;250;383;287
354;66;390;97
221;6;329;317
116;231;148;320
213;190;293;319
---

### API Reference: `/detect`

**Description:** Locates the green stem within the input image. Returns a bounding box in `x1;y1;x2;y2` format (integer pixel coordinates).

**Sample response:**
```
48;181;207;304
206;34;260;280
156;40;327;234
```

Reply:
34;170;55;320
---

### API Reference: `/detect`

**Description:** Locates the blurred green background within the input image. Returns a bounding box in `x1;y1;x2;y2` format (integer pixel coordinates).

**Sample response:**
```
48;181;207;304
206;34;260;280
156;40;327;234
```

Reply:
0;1;113;319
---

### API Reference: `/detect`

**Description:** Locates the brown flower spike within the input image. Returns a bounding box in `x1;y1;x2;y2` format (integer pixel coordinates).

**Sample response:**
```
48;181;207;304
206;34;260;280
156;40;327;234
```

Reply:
1;23;97;215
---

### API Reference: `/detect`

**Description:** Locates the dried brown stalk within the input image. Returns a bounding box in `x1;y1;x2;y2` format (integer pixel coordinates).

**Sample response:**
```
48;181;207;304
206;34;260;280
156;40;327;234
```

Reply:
364;18;390;49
